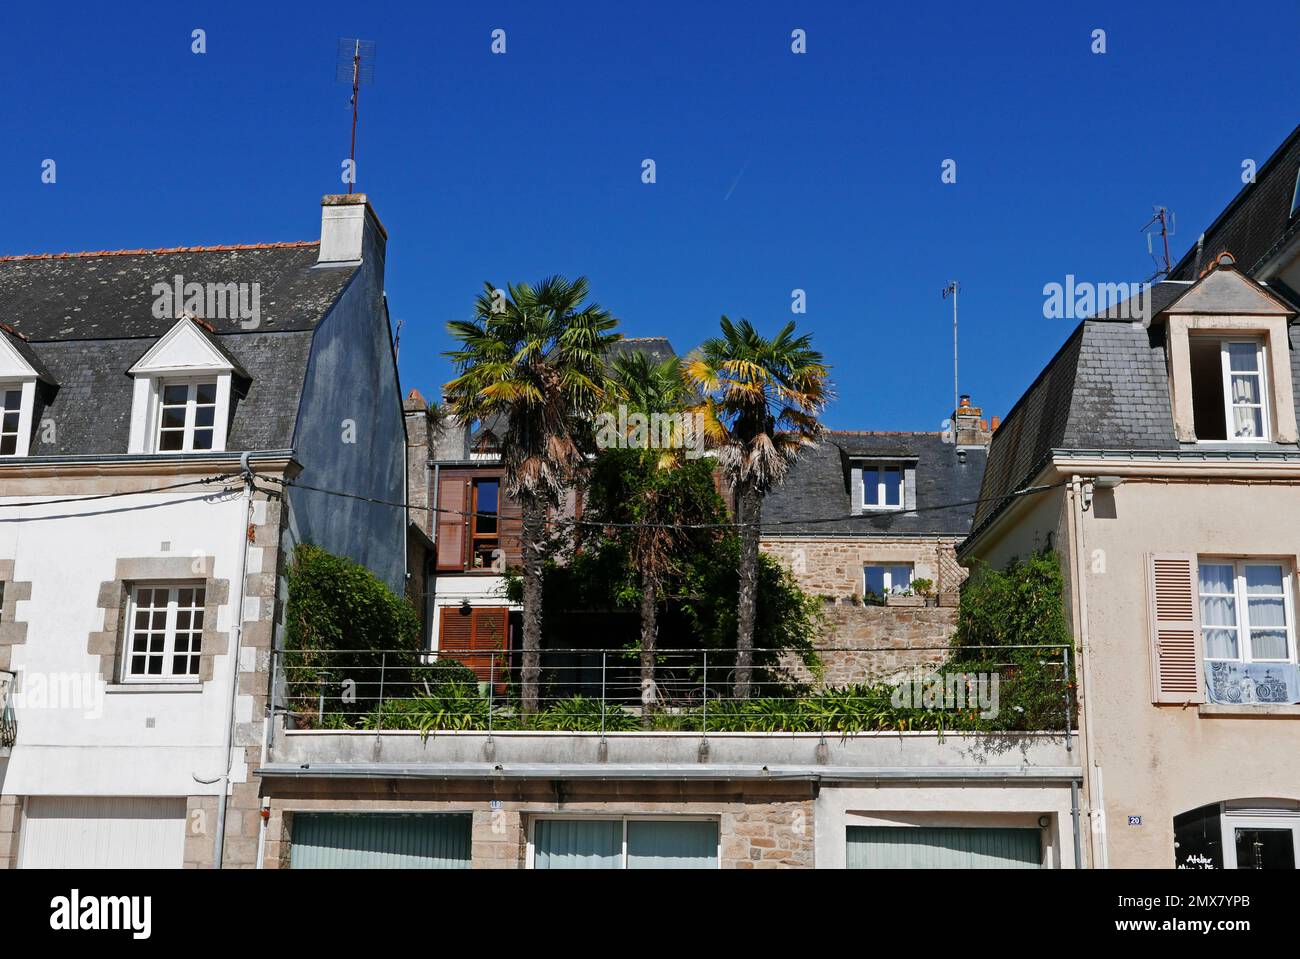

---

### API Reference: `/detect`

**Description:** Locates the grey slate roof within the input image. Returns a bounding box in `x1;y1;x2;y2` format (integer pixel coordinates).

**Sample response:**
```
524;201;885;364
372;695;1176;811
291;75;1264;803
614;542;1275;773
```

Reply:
0;243;355;339
763;431;988;537
1169;123;1300;280
0;243;355;455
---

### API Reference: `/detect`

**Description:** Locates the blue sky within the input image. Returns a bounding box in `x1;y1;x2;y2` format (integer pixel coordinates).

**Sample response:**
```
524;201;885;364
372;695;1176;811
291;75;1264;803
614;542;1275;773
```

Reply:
4;0;1297;429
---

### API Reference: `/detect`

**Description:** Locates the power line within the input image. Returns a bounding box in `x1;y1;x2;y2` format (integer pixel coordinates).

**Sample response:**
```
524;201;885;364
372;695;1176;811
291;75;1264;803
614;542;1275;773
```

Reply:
0;473;240;510
255;471;1066;532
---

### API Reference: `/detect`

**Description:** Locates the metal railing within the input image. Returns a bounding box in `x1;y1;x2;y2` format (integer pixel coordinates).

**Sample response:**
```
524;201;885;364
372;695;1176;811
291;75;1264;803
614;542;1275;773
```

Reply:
273;644;1076;740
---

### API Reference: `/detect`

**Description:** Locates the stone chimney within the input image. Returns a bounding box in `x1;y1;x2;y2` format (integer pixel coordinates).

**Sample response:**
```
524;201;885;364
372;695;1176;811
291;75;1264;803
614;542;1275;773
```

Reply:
404;389;432;537
318;193;387;268
952;394;993;447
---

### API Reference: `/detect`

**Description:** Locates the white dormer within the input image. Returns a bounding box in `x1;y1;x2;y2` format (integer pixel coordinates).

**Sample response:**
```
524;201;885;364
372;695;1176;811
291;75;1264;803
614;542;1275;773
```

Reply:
0;334;41;457
128;317;242;454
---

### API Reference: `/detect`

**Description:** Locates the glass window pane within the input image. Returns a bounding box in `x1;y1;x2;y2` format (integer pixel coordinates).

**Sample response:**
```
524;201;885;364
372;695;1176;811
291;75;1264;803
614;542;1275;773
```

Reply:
1199;564;1235;594
1230;374;1260;404
1249;631;1288;660
162;384;188;405
889;565;913;592
864;567;885;597
3;390;21;410
627;821;718;869
195;382;217;404
1244;565;1284;594
0;436;15;456
1247;597;1285;629
192;428;214;450
862;467;879;505
883;467;901;506
533;820;622;869
1200;594;1236;628
194;406;215;428
161;407;185;430
1204;629;1239;660
1232;406;1263;438
1227;343;1260;372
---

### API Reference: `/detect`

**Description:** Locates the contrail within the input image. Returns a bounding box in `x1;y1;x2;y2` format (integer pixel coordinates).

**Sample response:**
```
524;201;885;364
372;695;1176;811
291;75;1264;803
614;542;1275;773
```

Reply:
723;158;751;201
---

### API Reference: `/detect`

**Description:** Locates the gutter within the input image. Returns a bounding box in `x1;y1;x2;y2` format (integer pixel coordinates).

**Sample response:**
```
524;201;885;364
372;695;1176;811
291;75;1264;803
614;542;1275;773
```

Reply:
255;762;1084;783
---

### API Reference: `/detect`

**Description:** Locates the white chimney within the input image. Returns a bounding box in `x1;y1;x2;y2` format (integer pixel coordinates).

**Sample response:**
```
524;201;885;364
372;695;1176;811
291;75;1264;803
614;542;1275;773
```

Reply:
318;193;386;265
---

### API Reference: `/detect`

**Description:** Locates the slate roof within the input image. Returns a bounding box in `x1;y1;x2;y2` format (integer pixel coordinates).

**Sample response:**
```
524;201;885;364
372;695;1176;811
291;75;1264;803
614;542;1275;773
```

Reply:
0;243;354;339
969;276;1300;536
0;243;356;455
1169;123;1300;280
763;431;988;537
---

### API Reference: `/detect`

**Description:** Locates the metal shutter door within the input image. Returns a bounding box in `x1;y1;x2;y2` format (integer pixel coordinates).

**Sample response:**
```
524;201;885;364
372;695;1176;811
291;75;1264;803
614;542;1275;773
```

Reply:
847;826;1042;869
21;797;186;868
290;813;472;869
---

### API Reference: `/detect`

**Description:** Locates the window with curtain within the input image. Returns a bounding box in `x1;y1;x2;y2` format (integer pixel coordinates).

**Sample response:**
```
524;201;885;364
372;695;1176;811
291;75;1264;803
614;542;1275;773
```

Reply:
532;818;719;869
1200;559;1300;706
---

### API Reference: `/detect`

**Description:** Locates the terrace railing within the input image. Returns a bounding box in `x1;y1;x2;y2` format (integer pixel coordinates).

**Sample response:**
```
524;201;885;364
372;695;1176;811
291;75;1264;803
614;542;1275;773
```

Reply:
272;644;1076;742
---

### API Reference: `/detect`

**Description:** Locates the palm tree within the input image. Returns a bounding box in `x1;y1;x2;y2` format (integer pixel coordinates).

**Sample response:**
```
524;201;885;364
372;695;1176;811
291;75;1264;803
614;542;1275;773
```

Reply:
444;276;620;713
684;317;830;698
599;352;709;724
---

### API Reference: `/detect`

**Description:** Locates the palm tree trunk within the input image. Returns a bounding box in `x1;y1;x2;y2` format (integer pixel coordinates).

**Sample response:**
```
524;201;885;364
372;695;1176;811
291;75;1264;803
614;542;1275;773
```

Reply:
520;494;545;714
640;577;657;729
735;485;761;698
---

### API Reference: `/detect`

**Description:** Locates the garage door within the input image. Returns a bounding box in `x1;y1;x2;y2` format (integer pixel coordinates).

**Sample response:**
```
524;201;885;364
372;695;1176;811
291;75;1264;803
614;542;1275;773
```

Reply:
21;797;187;868
847;826;1042;869
290;813;472;869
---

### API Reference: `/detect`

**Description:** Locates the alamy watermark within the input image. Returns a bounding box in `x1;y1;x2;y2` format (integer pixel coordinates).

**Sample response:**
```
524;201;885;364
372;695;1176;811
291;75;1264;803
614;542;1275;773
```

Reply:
1043;275;1152;327
890;671;1000;719
594;404;705;459
152;275;261;329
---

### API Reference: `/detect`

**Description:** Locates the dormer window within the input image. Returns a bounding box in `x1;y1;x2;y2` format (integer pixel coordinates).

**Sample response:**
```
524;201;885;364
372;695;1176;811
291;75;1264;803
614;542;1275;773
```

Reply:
0;328;51;459
0;388;25;455
128;317;247;455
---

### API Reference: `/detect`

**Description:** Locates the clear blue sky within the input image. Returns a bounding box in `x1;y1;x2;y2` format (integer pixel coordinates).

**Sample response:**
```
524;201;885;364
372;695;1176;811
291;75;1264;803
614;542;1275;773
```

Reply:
4;0;1297;429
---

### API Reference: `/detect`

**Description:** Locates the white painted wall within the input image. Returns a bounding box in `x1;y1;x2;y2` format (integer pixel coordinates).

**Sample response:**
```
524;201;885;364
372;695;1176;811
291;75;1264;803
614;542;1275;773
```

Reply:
0;489;254;798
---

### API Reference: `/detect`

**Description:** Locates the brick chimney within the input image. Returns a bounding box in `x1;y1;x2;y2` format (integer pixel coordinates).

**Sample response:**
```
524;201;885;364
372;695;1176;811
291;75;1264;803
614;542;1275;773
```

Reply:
404;389;432;537
952;394;993;447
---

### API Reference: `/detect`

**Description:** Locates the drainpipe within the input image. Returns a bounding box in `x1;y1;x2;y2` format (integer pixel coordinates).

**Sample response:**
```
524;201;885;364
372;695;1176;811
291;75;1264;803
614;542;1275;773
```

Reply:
1070;779;1084;869
1068;475;1107;868
254;644;278;869
214;452;256;868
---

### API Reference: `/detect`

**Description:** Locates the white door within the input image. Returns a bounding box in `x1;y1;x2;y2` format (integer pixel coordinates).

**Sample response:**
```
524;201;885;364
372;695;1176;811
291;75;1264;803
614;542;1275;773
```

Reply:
20;797;187;868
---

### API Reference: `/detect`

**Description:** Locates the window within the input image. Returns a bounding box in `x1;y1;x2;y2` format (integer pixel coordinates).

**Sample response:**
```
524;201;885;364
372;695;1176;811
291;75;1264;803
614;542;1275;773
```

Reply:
123;584;206;681
470;479;500;569
1291;167;1300;219
157;381;218;452
1189;337;1269;441
0;389;22;456
531;818;719;869
1198;560;1294;663
862;463;904;509
864;564;912;601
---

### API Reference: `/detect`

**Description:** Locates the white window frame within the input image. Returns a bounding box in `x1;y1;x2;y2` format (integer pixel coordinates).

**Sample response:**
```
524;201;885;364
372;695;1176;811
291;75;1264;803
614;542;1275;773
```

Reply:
864;563;914;598
153;377;221;453
120;582;207;684
1192;336;1271;444
0;379;37;458
1197;558;1296;665
861;462;905;510
525;815;721;870
1220;807;1300;869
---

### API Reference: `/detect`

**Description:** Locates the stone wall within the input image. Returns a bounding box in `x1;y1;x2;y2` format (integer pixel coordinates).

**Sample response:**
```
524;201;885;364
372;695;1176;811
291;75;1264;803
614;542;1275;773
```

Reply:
263;779;816;869
761;535;967;600
0;796;20;869
789;602;958;687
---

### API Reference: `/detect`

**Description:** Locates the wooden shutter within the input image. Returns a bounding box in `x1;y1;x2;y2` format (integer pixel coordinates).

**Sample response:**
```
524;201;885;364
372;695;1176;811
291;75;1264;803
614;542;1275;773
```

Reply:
436;475;468;570
1147;554;1205;704
498;492;523;569
437;607;508;688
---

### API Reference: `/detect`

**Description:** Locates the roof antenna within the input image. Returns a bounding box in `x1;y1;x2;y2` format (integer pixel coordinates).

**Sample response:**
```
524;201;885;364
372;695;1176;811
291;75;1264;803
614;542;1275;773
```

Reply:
942;280;959;440
336;38;376;195
1140;206;1175;282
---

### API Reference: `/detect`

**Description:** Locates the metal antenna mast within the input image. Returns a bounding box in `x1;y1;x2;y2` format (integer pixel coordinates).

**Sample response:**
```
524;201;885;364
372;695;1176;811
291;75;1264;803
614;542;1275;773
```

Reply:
1141;206;1175;282
943;280;959;427
336;39;376;195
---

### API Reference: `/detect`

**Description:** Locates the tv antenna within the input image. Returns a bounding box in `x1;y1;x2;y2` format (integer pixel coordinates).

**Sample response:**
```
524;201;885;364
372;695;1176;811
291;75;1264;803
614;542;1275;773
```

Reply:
1141;206;1175;282
336;38;376;195
942;280;959;432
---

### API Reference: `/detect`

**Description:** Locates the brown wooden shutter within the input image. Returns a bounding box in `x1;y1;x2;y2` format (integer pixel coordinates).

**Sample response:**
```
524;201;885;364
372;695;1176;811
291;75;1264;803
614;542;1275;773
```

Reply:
438;607;508;687
436;475;468;570
438;606;474;651
498;492;523;569
1147;553;1205;704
